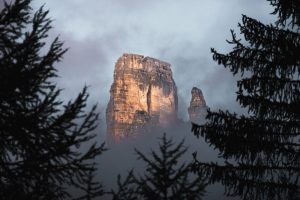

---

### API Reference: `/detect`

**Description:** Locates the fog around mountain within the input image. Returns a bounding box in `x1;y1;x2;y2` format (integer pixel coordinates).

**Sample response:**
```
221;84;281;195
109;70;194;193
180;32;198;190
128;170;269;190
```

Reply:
0;1;279;199
28;0;276;121
96;122;237;200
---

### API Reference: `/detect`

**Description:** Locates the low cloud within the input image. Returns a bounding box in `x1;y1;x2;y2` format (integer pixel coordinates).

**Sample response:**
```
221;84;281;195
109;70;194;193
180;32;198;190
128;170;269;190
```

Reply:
30;0;275;119
2;0;276;121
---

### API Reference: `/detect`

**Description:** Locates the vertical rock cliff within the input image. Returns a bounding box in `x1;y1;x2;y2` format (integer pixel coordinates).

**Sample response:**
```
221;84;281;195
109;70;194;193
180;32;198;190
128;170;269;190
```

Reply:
106;53;178;142
188;87;208;125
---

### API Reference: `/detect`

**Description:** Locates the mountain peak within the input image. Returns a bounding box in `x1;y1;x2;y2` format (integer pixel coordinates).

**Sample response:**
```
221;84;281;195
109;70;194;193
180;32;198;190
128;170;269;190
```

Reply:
106;54;178;143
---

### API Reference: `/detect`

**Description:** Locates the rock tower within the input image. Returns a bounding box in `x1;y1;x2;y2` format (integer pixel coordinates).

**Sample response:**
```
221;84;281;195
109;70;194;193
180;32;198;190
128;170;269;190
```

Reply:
106;53;178;142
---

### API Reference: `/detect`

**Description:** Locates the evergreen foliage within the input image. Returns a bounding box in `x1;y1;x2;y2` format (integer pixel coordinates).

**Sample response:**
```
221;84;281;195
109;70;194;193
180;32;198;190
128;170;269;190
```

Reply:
74;164;105;200
112;133;206;200
0;0;105;199
192;1;300;199
136;134;206;200
110;170;140;200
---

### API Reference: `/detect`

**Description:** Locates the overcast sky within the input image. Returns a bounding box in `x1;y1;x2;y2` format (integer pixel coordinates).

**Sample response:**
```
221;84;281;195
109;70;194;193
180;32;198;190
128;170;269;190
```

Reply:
3;1;275;119
0;0;277;121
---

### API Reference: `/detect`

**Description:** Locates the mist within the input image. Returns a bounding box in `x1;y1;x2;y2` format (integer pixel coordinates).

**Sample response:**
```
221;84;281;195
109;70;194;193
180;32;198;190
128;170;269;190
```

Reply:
93;122;235;200
29;0;276;120
1;0;284;199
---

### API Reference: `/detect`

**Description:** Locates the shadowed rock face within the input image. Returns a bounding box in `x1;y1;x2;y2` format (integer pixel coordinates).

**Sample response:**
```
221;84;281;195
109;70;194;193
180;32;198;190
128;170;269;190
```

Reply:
188;87;208;125
106;53;178;143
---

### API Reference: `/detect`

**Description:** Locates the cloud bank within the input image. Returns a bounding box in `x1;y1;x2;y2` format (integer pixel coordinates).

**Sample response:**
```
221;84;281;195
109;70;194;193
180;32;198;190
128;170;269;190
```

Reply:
29;0;276;121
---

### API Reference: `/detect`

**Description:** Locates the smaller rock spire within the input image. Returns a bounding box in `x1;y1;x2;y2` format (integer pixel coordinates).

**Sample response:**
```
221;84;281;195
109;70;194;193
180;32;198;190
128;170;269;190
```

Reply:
188;87;207;124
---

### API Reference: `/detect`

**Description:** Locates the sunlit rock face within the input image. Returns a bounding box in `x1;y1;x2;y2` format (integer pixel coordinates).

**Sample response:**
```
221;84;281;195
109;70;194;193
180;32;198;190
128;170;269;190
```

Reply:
188;87;207;125
106;53;178;142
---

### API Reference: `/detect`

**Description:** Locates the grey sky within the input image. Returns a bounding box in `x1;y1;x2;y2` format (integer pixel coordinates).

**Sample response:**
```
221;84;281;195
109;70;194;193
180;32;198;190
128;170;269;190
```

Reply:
0;0;276;126
28;0;276;121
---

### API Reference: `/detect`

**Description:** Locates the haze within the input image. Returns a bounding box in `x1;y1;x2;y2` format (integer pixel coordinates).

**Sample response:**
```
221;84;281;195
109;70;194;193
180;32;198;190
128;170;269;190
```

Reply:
29;0;275;121
0;1;279;199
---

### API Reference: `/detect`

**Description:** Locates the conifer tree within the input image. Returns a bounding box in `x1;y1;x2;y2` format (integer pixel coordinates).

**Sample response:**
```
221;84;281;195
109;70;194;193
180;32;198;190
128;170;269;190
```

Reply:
192;0;300;199
135;133;206;200
0;0;105;199
110;170;140;200
74;164;105;200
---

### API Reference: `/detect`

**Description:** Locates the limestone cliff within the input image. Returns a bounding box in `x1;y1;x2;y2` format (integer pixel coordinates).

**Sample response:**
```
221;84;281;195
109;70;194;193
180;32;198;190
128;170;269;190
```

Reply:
188;87;207;125
106;53;178;142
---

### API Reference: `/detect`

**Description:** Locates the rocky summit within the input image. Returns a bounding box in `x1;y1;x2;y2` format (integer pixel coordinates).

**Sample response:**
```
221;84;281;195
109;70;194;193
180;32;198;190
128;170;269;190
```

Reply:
106;53;178;142
188;87;208;125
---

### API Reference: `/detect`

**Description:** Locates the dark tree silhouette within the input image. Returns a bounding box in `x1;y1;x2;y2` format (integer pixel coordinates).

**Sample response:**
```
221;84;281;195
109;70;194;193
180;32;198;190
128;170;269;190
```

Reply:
132;133;206;200
74;164;105;200
0;0;105;199
192;0;300;200
110;170;140;200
